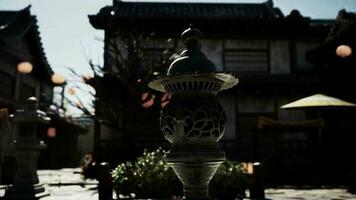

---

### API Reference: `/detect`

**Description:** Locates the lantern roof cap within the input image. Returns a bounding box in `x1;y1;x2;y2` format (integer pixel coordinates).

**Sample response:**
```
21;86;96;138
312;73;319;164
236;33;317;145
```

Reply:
167;25;218;75
149;26;238;93
11;97;50;124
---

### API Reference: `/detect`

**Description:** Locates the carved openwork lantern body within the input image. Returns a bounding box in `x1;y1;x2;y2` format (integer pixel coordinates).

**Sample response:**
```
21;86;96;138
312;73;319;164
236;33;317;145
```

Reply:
149;26;238;199
5;97;50;199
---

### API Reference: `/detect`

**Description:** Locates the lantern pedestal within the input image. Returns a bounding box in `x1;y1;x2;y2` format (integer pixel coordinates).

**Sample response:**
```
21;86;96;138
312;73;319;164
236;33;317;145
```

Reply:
167;149;225;199
4;140;49;200
5;184;48;200
4;98;50;200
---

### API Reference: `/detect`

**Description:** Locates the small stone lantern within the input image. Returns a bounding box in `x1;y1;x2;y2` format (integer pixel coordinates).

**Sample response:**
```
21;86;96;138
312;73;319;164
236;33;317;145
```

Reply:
5;97;50;199
149;26;238;199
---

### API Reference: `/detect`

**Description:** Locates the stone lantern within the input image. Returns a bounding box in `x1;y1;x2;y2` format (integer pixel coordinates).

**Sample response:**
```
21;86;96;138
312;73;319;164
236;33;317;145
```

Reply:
5;97;50;199
149;26;238;199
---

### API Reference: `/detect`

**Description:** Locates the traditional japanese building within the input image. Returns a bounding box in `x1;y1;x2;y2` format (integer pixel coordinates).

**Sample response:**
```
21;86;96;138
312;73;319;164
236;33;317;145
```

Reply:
0;6;54;108
89;0;355;185
0;7;87;177
0;6;54;183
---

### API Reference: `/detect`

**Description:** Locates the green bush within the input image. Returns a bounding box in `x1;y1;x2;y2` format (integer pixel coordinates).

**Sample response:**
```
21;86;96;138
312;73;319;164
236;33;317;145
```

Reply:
112;148;182;199
112;148;248;199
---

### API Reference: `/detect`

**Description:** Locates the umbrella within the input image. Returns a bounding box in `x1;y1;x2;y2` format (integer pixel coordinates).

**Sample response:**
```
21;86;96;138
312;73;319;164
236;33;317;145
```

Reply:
281;94;356;109
281;93;356;155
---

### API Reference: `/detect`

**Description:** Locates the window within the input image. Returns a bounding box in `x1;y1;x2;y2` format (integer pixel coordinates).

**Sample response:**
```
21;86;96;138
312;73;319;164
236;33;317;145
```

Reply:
224;50;268;72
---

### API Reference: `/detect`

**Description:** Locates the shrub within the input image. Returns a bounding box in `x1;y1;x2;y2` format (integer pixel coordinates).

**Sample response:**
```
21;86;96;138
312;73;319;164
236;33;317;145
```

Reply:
112;148;248;199
112;148;182;199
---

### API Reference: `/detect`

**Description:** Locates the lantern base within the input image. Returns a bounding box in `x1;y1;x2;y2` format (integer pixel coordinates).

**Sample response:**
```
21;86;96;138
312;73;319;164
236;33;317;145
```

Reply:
4;183;49;200
166;147;225;199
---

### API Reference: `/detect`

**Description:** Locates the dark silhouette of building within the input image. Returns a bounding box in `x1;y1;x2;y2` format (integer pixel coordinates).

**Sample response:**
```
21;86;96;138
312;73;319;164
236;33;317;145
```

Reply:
0;6;54;108
0;6;54;183
89;0;356;185
0;7;87;175
307;9;356;186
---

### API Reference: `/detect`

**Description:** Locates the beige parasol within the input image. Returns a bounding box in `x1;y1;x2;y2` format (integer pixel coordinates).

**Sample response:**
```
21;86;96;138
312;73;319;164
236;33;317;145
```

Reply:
281;93;356;153
281;94;356;109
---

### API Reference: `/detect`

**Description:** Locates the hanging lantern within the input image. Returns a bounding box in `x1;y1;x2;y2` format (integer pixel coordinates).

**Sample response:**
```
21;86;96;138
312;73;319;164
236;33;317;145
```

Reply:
336;44;352;58
47;127;56;138
51;74;66;85
142;98;155;108
17;62;33;74
141;92;155;108
160;93;170;108
141;92;150;101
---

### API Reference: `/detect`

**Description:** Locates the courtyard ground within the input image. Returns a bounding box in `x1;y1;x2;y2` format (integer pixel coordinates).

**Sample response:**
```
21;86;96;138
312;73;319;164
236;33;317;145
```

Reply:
0;168;355;200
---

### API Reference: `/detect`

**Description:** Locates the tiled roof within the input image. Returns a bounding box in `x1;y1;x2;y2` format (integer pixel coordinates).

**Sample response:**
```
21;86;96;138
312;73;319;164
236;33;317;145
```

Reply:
0;6;53;83
89;0;285;30
109;0;283;19
0;6;34;38
89;0;332;38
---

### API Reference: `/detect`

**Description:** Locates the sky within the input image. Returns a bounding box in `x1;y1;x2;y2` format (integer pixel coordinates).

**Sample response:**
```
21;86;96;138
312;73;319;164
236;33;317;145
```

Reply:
0;0;356;116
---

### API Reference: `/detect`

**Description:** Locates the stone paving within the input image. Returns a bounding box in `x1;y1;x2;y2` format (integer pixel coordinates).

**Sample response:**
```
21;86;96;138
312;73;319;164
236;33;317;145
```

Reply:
38;168;99;200
1;168;356;200
264;188;356;200
0;168;99;200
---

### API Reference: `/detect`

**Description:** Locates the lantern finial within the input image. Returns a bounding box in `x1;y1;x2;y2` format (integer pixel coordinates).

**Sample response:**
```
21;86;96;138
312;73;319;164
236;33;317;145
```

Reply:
181;24;202;49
